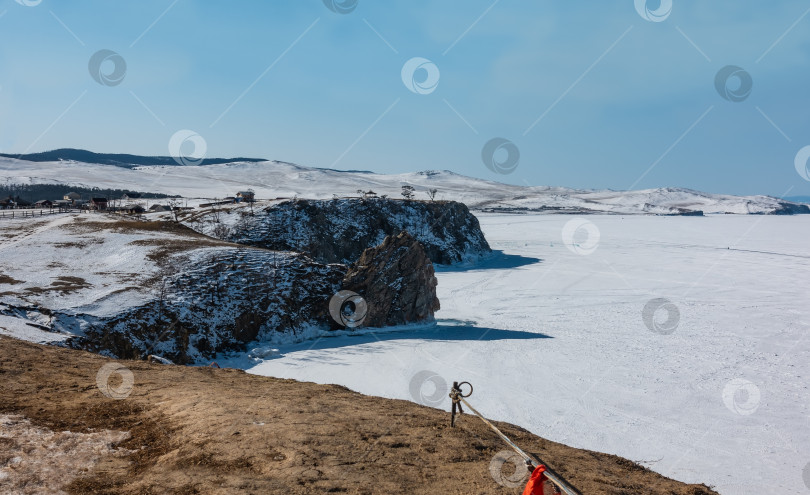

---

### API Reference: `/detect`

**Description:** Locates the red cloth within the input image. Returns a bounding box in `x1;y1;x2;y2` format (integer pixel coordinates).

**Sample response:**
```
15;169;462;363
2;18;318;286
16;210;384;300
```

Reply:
522;464;547;495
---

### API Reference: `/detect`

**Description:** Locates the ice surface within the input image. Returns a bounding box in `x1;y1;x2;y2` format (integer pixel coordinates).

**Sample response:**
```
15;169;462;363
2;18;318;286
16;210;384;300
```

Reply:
244;213;810;495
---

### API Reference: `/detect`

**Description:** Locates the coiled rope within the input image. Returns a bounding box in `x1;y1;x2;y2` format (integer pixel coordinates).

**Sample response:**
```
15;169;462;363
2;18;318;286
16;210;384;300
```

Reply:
449;381;579;495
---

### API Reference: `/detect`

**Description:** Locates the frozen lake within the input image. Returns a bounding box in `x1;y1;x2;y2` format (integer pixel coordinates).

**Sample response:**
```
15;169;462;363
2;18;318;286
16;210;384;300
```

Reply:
246;213;810;494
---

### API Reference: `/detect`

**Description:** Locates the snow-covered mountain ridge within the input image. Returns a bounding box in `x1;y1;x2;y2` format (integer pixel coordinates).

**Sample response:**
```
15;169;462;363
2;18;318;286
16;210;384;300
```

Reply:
0;154;806;215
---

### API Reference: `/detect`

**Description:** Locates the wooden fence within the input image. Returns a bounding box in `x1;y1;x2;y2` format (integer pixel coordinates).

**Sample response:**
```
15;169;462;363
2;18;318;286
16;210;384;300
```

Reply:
0;208;82;220
0;208;155;222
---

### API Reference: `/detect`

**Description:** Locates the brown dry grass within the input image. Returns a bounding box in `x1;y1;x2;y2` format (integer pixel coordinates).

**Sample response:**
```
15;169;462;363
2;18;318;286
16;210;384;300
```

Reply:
23;276;91;296
52;241;92;249
68;217;237;263
0;274;23;285
53;216;238;270
129;238;229;264
0;337;718;495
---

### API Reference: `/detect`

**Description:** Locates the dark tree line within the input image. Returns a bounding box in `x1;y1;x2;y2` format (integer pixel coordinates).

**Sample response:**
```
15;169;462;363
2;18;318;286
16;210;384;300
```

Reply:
0;183;177;204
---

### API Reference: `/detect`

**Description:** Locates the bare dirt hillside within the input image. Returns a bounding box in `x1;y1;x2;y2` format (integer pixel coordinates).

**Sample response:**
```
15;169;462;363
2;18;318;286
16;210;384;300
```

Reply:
0;336;718;495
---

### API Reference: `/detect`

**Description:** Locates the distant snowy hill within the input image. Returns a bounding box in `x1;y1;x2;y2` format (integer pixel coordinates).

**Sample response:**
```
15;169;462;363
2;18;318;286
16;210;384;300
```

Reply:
0;153;806;215
0;148;264;168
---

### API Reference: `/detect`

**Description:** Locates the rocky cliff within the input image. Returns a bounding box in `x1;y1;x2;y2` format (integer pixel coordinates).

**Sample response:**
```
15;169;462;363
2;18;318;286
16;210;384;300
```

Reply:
64;247;347;364
0;215;444;364
342;231;440;328
70;232;442;362
768;201;810;215
198;198;491;265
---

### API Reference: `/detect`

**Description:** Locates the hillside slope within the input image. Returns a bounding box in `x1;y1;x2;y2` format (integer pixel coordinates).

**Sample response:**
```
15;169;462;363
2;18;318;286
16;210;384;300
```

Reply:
0;336;719;495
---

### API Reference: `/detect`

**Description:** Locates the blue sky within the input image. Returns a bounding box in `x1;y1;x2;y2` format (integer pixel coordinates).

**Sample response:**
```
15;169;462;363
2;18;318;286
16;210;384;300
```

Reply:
1;0;809;196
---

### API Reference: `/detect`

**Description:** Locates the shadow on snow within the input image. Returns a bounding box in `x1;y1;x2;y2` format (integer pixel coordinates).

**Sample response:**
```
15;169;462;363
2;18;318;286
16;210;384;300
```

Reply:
327;322;547;346
258;320;551;357
219;320;553;369
435;250;542;273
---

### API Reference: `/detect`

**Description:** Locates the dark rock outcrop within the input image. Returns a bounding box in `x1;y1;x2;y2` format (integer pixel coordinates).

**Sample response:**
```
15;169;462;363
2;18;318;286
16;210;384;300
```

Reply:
59;248;347;364
222;198;491;265
45;235;441;363
2;215;453;365
341;232;439;328
670;208;704;216
768;201;810;215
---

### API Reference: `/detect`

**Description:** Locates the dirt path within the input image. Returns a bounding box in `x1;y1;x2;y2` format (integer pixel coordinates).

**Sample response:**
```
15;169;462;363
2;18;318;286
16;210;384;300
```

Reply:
0;336;718;494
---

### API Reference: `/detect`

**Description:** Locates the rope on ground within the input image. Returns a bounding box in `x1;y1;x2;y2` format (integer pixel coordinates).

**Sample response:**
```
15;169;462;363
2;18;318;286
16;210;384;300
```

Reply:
147;354;173;365
449;381;580;495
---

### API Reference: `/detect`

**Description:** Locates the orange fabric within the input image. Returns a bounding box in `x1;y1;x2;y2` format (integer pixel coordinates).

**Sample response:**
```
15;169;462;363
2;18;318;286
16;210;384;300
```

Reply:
522;464;547;495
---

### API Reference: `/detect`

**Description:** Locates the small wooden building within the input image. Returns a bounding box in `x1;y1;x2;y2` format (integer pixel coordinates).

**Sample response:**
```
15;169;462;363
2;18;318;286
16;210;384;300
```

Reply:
236;191;255;202
123;204;146;214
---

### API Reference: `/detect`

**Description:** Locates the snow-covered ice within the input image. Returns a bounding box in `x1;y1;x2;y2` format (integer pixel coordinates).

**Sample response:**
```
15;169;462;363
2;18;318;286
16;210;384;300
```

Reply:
245;213;810;495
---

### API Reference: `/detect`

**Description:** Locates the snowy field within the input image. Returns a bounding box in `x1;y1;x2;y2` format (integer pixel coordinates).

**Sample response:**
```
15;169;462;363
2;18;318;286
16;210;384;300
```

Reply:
243;213;810;495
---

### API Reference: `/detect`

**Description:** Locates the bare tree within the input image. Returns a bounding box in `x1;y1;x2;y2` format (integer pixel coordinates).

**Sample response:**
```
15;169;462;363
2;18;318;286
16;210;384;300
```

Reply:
156;277;169;324
167;198;181;222
211;222;231;240
427;188;438;201
210;200;222;224
247;188;256;215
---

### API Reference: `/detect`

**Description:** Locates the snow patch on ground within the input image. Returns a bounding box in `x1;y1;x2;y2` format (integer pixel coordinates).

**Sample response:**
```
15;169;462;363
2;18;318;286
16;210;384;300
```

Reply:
0;214;176;317
0;415;131;494
0;315;70;344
